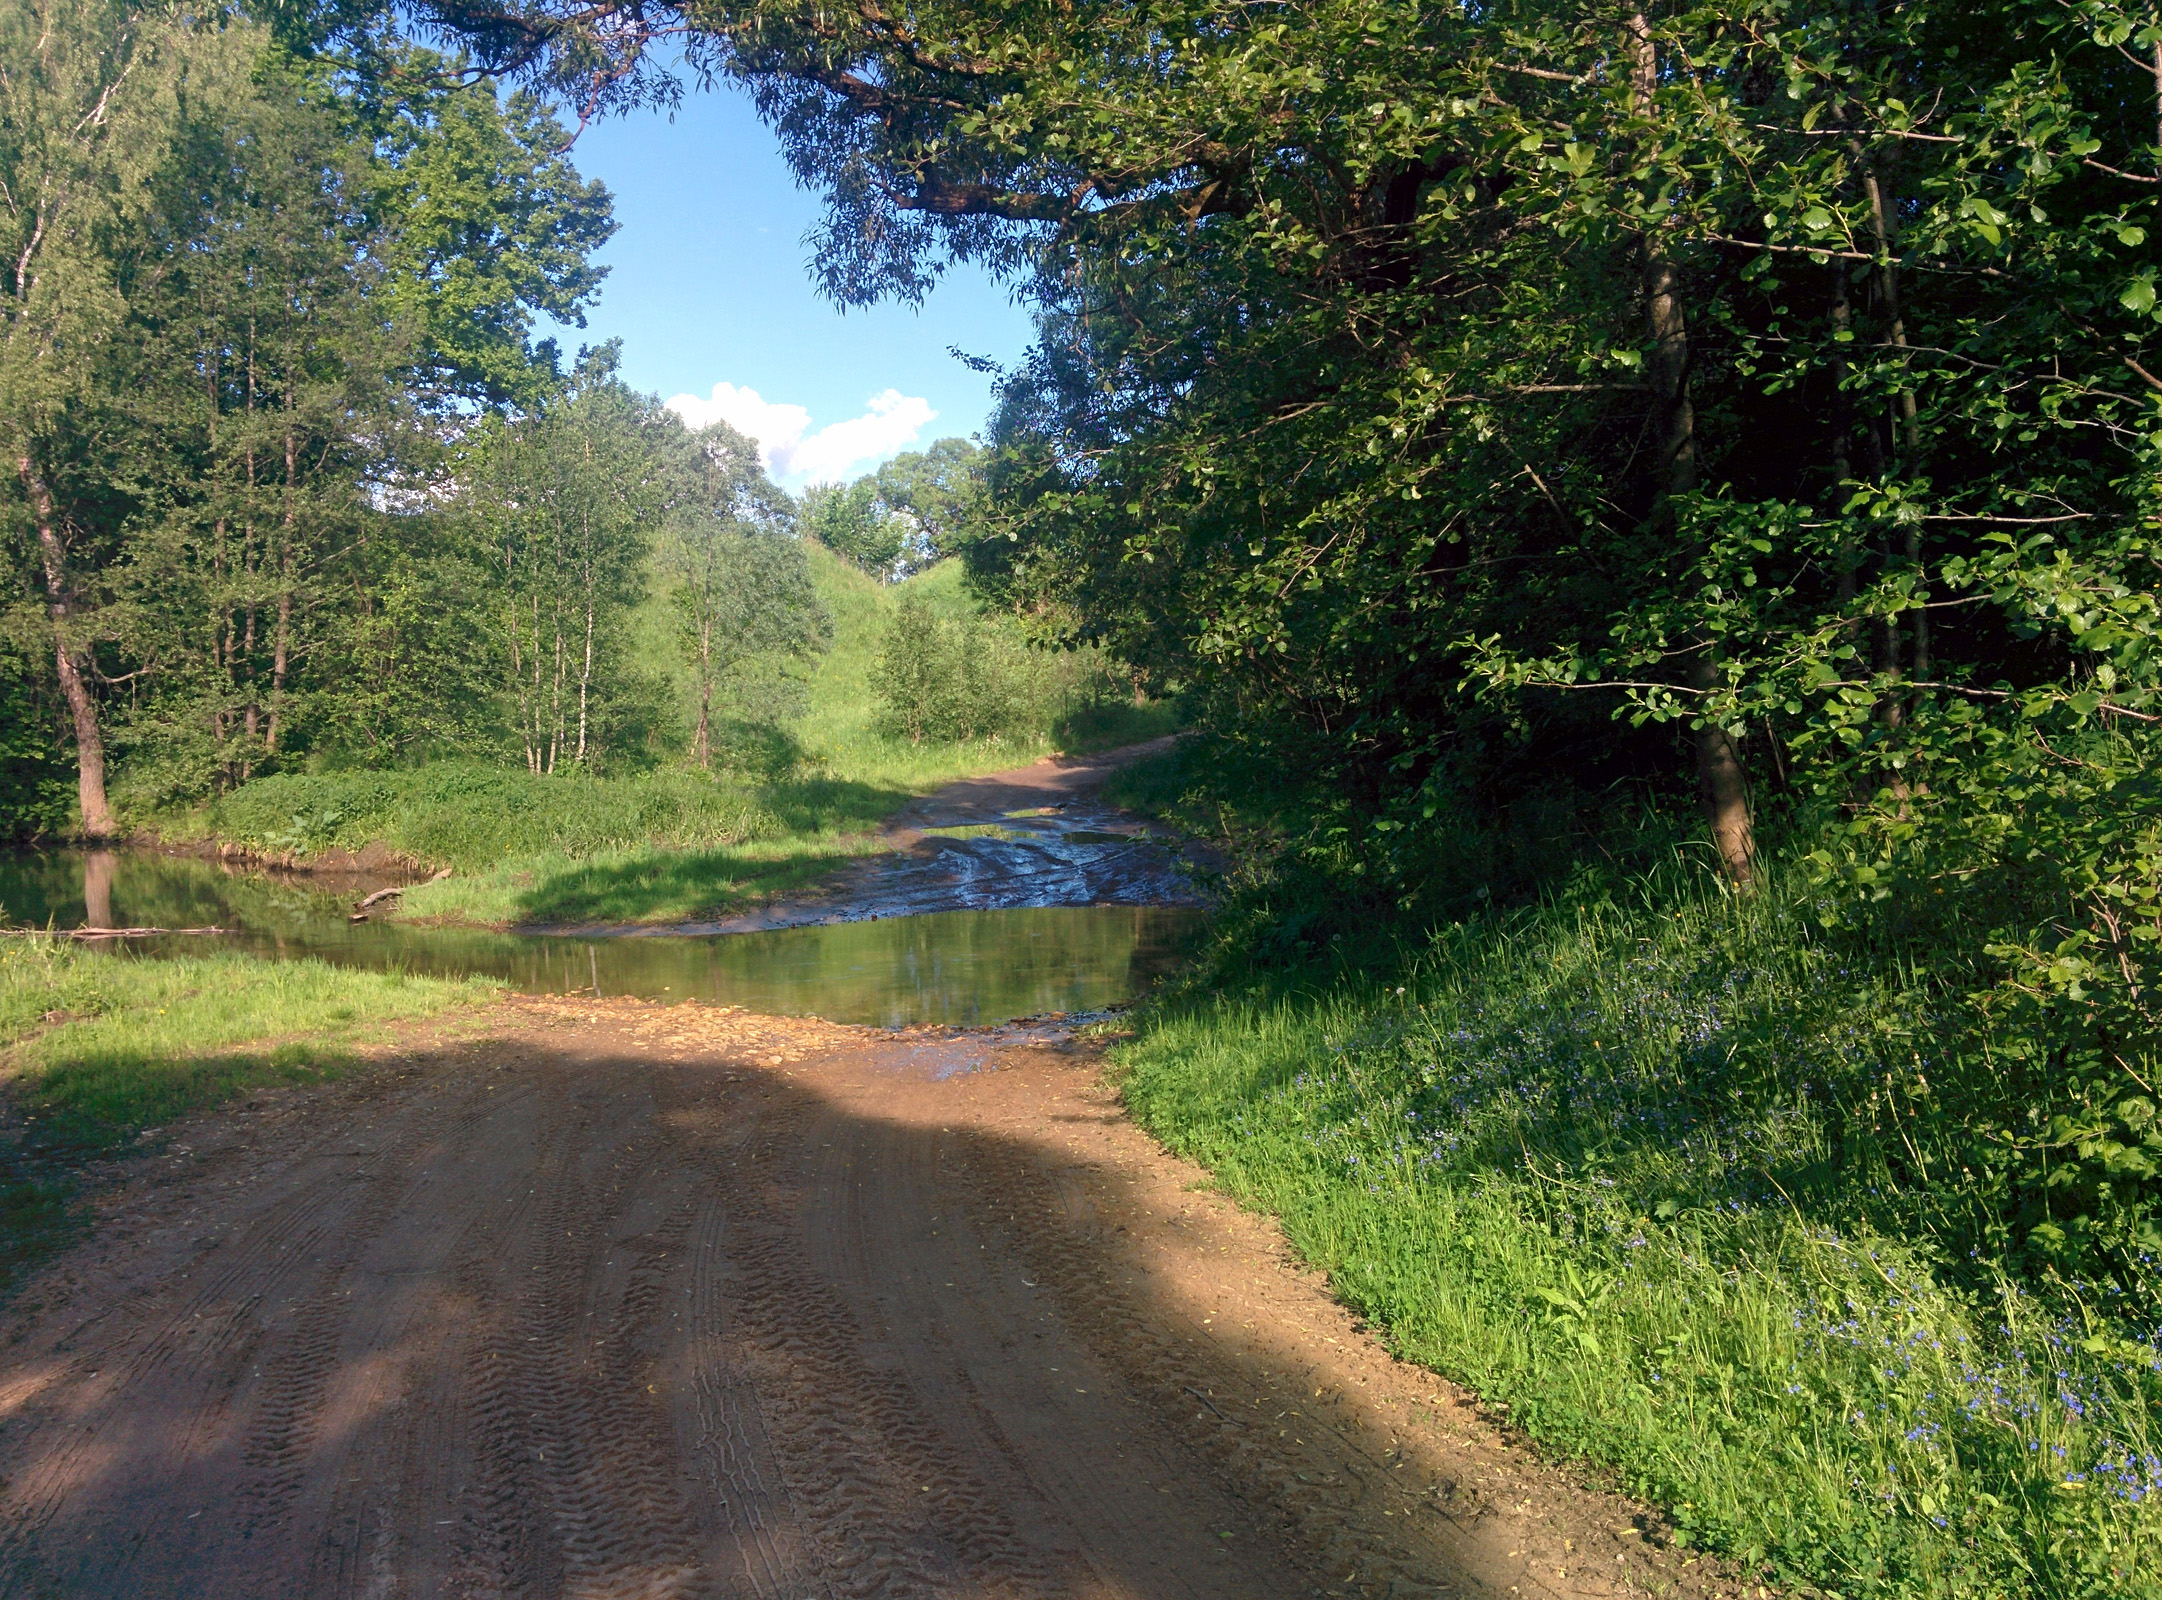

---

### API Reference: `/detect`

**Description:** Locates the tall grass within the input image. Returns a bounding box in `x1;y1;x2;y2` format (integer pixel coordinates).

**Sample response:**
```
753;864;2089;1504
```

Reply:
1117;865;2162;1597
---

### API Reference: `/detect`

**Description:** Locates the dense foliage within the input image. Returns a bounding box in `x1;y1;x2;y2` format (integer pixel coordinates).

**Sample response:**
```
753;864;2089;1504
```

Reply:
803;436;986;581
421;0;2162;1294
2;1;845;827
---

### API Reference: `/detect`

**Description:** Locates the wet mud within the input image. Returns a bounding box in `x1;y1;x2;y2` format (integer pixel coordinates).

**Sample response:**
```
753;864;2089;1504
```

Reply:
554;739;1211;938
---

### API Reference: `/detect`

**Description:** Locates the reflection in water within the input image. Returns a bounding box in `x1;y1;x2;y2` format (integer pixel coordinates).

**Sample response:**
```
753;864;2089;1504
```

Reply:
81;850;115;930
0;850;1203;1028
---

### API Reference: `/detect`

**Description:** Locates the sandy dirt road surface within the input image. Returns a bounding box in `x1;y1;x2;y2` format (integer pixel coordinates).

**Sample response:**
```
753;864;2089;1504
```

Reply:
0;999;1743;1599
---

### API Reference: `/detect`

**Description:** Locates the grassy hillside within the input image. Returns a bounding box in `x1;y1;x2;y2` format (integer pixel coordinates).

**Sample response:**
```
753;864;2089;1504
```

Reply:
141;545;1177;927
1100;742;2162;1599
794;548;1052;791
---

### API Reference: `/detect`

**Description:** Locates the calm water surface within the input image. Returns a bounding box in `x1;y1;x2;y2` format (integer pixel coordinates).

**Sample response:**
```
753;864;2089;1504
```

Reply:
0;850;1203;1028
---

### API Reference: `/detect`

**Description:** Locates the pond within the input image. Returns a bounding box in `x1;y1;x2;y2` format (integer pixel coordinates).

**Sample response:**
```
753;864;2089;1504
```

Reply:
0;850;1205;1028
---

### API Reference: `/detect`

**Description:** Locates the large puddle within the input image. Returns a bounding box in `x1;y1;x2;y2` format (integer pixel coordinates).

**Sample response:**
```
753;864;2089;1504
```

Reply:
0;850;1204;1028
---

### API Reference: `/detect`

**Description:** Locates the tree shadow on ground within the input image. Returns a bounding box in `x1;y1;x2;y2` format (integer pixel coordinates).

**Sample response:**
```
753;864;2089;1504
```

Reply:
0;1022;1688;1599
509;841;877;926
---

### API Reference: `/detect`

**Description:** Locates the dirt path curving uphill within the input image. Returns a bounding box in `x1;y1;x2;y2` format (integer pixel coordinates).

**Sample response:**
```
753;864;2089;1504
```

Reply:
575;737;1211;939
0;1000;1744;1599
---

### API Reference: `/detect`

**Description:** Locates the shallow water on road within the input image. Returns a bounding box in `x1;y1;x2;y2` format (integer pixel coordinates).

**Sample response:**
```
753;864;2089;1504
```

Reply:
0;850;1203;1027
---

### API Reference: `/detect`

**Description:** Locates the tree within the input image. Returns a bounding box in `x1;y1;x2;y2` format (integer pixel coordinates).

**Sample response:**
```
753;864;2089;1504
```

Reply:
873;437;983;571
660;420;827;767
871;592;949;744
463;349;668;772
801;476;903;578
118;49;412;790
0;0;212;836
3;10;621;818
370;59;616;406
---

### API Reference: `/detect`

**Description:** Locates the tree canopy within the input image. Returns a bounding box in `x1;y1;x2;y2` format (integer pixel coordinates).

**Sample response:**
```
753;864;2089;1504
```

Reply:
403;0;2162;1290
1;0;823;828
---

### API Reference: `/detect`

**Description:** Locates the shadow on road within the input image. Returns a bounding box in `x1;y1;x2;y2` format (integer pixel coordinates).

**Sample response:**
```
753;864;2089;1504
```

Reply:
0;1008;1719;1599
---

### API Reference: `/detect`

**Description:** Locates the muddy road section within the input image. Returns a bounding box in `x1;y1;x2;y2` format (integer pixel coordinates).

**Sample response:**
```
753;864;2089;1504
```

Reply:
567;738;1209;938
0;1001;1739;1599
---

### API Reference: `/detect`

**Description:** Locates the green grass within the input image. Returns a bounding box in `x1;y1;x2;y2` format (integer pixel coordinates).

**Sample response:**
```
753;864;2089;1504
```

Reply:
1115;871;2162;1599
795;548;1179;786
412;831;887;927
145;548;1181;928
0;937;497;1151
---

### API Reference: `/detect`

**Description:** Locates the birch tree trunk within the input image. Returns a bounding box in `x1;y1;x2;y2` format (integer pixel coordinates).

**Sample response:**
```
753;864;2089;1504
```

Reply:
577;546;594;766
694;609;714;769
268;415;295;752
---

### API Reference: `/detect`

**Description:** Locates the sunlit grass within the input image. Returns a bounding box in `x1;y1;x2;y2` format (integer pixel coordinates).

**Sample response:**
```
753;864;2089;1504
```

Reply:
1116;872;2162;1598
0;936;496;1148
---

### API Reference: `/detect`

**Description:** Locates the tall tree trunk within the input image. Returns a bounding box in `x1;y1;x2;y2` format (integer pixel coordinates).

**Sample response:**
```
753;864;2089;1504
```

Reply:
1861;154;1924;755
577;560;595;766
694;611;714;770
268;418;295;752
1629;10;1754;883
549;583;565;776
1830;263;1858;619
19;454;114;838
528;586;544;773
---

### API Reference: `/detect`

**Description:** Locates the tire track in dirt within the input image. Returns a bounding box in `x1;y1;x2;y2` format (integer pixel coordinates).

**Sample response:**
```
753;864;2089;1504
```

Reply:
792;1098;1293;1599
0;1000;1753;1600
442;1071;576;1600
0;1063;503;1597
298;1069;554;1600
674;1079;1067;1600
497;1073;709;1600
677;1193;828;1600
945;1097;1433;1591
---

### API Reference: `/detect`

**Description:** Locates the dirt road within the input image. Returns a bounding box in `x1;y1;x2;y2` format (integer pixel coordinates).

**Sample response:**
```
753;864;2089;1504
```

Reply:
0;1001;1739;1599
596;738;1209;938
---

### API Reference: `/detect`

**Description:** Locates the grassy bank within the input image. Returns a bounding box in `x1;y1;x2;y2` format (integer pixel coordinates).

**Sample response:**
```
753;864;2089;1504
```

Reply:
1115;864;2162;1597
145;550;1177;928
0;937;496;1150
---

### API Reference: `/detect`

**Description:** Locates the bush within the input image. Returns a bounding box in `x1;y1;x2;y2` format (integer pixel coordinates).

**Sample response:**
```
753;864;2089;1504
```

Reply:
872;593;1032;743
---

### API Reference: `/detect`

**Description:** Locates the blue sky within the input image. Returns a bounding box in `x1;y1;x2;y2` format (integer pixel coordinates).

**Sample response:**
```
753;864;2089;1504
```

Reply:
539;87;1039;488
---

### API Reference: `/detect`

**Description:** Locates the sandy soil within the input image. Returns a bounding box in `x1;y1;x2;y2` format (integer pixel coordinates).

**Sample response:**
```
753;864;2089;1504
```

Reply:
0;999;1748;1599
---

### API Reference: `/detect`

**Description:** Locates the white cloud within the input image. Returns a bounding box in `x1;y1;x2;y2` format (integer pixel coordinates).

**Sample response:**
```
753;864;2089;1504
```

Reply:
666;383;936;486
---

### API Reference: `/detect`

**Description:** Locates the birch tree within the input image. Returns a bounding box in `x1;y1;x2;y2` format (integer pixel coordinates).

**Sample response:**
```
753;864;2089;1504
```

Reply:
660;420;824;768
465;354;658;772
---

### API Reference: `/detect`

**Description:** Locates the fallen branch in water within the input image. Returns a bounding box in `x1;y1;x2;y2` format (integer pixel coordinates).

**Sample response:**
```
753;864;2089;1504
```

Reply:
351;868;455;921
0;925;231;940
354;866;453;913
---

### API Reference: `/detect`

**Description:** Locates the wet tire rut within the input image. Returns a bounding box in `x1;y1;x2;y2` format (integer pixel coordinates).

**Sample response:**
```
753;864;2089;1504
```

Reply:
0;1000;1745;1600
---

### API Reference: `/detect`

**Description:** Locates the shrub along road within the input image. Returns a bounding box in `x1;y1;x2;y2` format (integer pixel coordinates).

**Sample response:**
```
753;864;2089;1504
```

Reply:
0;998;1745;1599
